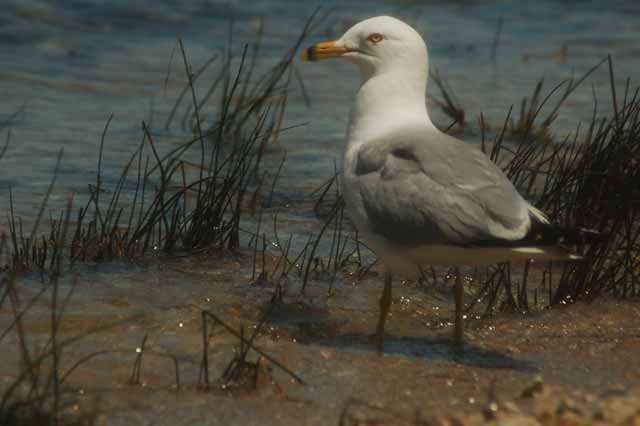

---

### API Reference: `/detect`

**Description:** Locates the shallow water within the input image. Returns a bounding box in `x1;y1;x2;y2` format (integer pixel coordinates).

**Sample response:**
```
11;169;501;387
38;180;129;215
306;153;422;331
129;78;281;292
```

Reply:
1;1;640;424
2;0;639;219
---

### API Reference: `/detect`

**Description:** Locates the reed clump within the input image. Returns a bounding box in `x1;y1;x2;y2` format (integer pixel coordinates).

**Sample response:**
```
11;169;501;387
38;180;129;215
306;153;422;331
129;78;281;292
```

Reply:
465;56;640;315
0;13;324;276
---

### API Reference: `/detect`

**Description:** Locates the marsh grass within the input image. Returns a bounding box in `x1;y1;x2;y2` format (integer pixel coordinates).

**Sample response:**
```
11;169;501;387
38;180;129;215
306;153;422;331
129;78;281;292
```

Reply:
198;309;305;393
0;271;114;426
549;59;640;302
248;168;372;298
1;10;328;276
1;194;141;422
430;69;466;128
0;129;10;162
464;56;640;315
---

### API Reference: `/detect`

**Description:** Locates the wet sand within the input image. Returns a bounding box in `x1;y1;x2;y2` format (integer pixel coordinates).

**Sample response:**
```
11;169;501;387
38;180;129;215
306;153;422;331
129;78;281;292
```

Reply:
1;255;638;425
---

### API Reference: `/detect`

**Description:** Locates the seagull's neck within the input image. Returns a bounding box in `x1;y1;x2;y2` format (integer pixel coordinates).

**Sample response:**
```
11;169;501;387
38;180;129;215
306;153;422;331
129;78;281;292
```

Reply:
348;68;434;145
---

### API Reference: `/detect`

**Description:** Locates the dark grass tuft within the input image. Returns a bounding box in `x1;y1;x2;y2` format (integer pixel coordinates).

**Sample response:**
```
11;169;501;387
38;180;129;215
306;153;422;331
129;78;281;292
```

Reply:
466;57;640;314
1;10;326;275
430;69;466;129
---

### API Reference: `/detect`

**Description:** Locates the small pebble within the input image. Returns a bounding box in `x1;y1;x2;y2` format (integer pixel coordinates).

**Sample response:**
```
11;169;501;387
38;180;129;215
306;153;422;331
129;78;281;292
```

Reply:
557;398;581;415
521;376;545;398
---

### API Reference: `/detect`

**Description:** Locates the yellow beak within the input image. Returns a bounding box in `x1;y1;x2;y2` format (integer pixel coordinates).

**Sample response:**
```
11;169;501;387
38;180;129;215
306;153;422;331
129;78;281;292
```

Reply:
301;40;349;61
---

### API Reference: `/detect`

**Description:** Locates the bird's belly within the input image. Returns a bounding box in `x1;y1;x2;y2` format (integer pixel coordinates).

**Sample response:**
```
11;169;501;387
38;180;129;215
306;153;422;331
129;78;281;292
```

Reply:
370;240;569;278
404;245;518;267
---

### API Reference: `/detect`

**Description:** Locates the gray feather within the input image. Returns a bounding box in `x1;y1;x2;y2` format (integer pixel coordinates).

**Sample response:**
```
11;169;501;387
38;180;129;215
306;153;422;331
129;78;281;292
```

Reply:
352;127;530;247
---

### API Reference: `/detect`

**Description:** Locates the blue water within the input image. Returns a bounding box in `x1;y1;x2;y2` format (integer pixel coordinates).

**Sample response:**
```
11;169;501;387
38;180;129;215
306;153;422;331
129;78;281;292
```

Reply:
1;0;639;230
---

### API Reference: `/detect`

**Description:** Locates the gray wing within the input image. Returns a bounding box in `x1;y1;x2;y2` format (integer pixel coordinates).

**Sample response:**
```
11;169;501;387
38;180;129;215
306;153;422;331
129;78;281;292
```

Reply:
353;127;531;247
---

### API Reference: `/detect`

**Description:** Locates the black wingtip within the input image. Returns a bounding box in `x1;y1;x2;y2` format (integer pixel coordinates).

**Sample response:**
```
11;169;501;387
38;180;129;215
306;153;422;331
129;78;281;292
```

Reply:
471;220;603;249
566;227;603;245
556;227;605;246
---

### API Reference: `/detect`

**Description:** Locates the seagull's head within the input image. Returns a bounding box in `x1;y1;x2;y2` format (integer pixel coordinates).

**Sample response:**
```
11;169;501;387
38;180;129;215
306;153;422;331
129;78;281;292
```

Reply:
302;16;428;78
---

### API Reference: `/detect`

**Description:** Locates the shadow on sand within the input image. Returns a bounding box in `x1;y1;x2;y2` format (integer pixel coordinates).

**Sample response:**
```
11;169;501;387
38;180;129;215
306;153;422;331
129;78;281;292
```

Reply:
263;300;537;372
300;331;538;372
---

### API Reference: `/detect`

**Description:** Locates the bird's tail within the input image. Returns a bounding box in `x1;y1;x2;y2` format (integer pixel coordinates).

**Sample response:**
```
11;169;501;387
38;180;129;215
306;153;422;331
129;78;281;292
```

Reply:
520;213;602;261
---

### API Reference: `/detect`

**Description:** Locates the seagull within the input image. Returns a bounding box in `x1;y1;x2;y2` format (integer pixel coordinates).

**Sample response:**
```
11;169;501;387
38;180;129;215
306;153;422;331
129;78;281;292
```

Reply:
302;16;594;350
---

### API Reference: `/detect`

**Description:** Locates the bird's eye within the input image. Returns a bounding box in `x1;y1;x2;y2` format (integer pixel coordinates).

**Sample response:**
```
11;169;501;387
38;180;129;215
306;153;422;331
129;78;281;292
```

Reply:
367;33;384;44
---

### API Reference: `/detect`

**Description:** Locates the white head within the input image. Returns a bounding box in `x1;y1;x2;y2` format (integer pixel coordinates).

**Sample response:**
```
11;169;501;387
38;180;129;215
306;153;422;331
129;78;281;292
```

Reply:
303;16;434;140
302;16;429;80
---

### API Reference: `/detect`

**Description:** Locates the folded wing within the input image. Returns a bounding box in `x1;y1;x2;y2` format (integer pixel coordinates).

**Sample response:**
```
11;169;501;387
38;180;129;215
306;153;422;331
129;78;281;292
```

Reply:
353;128;533;248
